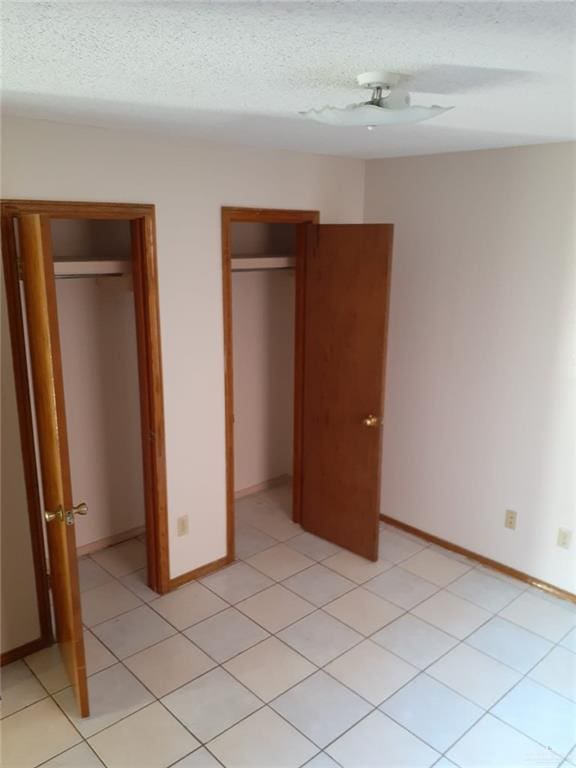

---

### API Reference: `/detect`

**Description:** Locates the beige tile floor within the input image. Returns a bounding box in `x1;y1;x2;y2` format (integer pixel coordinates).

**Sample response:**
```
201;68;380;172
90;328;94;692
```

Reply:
2;482;576;767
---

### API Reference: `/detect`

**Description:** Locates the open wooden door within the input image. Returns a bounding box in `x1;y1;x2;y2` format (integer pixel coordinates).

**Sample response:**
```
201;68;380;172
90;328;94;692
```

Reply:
300;224;393;560
17;214;89;716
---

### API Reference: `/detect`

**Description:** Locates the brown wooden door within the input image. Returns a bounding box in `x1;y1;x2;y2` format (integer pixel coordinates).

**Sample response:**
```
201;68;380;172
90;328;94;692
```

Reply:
17;214;89;716
300;224;393;560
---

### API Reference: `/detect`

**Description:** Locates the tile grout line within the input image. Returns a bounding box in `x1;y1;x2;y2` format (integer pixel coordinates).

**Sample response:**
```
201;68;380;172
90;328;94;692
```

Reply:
10;497;576;768
18;567;576;754
188;506;575;765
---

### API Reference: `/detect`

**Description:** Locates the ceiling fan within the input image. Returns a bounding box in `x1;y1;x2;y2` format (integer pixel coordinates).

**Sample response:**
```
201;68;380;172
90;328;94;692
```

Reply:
300;71;453;128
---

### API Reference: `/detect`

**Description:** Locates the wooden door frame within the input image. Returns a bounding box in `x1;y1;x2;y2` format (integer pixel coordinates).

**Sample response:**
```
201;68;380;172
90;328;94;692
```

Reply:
1;200;170;666
221;206;319;560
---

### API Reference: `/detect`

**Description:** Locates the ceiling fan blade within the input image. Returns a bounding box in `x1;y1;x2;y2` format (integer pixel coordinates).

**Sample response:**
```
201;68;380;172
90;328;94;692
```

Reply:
409;64;539;95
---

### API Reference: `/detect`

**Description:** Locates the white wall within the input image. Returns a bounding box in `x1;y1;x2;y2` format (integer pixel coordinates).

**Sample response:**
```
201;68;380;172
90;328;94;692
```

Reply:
232;270;294;491
365;143;576;592
1;272;42;654
56;276;145;548
1;117;365;578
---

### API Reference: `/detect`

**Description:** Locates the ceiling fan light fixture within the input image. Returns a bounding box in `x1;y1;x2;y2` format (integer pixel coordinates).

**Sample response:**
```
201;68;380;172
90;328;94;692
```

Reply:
302;102;452;127
301;71;453;127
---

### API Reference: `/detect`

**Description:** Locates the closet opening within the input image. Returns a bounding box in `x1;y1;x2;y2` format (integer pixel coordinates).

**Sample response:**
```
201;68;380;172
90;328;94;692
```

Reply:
50;219;149;566
1;201;169;687
221;207;319;559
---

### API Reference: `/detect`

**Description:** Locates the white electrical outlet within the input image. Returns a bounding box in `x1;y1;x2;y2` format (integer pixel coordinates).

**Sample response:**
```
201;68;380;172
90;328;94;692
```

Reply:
177;515;189;537
557;528;573;550
504;510;518;530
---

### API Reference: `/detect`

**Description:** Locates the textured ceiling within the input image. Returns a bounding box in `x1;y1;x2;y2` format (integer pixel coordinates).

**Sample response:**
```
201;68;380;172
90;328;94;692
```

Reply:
2;1;575;158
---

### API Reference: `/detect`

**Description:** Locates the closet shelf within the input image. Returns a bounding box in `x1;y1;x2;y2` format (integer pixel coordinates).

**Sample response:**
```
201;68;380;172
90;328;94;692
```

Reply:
53;260;131;278
231;255;295;271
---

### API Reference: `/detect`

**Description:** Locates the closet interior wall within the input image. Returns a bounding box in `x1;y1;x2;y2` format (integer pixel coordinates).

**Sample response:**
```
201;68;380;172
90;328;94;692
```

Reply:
1;269;42;657
231;223;296;494
52;219;145;552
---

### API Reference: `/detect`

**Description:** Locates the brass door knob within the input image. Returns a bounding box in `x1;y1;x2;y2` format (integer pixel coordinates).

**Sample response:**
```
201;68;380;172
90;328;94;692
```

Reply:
362;414;381;427
44;508;63;523
44;502;88;525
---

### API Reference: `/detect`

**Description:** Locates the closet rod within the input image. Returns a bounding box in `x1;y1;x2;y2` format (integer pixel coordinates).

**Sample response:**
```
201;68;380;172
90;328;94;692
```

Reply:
54;272;126;280
230;255;295;272
53;259;131;279
231;267;294;274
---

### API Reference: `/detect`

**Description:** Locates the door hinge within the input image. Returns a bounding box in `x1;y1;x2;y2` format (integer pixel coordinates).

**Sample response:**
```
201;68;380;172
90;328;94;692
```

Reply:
16;252;23;280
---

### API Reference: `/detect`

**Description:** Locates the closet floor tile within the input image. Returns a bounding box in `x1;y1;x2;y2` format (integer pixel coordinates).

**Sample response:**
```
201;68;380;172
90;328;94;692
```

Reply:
79;558;114;592
91;539;147;578
240;503;301;541
249;513;302;542
234;523;277;559
258;484;293;514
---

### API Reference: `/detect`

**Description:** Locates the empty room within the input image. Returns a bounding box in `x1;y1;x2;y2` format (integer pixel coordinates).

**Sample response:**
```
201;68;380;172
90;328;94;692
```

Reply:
1;2;575;768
